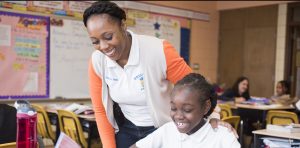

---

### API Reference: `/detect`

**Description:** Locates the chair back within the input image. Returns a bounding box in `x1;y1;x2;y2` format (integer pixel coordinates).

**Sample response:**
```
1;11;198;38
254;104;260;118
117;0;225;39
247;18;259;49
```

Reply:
31;104;56;143
0;142;16;148
0;104;16;144
218;104;232;119
266;110;299;125
222;116;240;130
57;109;88;148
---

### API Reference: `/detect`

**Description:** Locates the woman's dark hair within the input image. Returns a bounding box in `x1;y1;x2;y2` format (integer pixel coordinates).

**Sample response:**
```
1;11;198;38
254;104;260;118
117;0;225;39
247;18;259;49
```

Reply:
278;80;290;95
83;1;126;27
172;73;217;118
232;76;250;99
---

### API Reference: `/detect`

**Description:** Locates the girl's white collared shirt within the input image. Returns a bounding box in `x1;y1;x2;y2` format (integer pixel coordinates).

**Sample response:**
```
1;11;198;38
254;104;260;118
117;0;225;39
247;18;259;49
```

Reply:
136;121;241;148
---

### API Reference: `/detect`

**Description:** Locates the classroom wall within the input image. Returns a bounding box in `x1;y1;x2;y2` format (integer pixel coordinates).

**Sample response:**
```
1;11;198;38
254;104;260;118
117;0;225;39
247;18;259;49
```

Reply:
275;4;288;92
143;1;219;83
218;5;278;97
217;1;294;10
138;1;294;96
217;2;293;96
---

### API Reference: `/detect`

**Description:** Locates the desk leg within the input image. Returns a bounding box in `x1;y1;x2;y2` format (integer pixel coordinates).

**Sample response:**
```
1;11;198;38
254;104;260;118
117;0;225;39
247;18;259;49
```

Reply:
254;133;257;148
55;120;60;143
48;112;60;144
88;121;93;148
239;119;243;147
262;110;267;128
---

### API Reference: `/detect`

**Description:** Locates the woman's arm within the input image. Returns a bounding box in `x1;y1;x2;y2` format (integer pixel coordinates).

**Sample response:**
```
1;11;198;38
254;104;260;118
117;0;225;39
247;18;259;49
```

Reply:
163;40;192;84
219;89;235;101
89;60;116;148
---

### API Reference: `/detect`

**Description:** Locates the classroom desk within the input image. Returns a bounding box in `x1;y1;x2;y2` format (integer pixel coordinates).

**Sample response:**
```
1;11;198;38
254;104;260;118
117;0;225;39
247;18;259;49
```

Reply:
44;105;98;148
235;103;294;110
236;103;295;135
46;108;95;121
253;129;300;147
236;103;295;124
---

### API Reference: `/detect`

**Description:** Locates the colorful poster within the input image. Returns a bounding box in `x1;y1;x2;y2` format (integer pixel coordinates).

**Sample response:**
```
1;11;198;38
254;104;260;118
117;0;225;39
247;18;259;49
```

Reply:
127;10;181;52
32;1;63;10
0;11;50;99
67;1;91;13
3;1;27;5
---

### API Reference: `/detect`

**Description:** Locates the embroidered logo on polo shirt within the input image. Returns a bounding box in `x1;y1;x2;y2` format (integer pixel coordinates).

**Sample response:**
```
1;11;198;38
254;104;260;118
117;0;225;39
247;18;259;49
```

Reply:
105;76;118;81
134;73;144;91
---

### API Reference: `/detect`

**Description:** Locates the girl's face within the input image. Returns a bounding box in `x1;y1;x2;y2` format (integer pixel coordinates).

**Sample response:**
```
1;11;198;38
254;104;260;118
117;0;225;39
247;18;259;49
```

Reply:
170;87;210;135
86;14;128;61
238;79;248;94
276;83;285;96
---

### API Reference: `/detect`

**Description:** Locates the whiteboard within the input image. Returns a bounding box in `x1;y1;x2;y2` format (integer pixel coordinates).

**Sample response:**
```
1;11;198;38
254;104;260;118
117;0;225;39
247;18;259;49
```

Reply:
50;18;94;98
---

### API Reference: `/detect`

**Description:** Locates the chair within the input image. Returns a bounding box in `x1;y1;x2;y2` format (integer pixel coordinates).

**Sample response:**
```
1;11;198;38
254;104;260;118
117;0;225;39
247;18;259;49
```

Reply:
0;142;16;148
57;109;88;148
218;104;232;119
266;110;299;125
31;104;56;143
0;104;16;144
222;116;240;131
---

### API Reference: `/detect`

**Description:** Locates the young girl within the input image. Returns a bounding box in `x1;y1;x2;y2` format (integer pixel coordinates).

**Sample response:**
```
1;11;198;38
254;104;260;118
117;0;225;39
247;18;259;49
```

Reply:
131;73;240;148
271;80;296;105
272;80;290;99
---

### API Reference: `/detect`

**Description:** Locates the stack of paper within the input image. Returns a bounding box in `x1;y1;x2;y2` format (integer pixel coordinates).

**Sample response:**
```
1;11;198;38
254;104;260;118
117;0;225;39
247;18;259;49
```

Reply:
55;132;81;148
267;124;300;133
64;103;93;115
262;137;300;148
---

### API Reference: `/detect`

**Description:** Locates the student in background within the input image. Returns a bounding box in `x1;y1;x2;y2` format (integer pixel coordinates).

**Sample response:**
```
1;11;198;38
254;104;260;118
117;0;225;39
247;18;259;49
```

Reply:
83;1;235;148
132;73;240;148
271;80;290;99
219;76;250;103
271;80;298;105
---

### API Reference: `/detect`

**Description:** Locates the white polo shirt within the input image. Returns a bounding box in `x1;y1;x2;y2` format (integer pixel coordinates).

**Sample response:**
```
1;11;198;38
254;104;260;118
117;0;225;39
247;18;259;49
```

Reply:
136;121;241;148
104;30;154;126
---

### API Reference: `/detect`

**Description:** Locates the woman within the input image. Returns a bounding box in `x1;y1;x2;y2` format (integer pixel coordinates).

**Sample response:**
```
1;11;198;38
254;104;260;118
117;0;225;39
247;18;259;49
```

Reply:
84;1;233;148
219;76;250;103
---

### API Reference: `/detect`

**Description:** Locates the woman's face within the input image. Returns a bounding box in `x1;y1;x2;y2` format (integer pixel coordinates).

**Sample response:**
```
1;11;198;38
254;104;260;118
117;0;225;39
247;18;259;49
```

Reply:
170;87;210;135
238;79;248;94
86;14;127;61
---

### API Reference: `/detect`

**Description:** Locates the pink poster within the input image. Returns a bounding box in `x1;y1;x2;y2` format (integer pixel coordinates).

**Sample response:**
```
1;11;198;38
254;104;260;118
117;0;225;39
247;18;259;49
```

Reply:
0;11;49;99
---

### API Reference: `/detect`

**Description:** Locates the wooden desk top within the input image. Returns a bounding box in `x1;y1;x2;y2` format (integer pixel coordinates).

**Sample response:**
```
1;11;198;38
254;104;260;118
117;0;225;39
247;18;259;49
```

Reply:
253;129;300;140
235;103;294;110
44;105;95;121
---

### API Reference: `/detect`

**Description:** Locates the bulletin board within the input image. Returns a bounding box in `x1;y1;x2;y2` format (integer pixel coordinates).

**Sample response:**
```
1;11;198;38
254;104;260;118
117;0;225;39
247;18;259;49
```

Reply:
126;9;191;64
0;11;50;99
0;1;191;99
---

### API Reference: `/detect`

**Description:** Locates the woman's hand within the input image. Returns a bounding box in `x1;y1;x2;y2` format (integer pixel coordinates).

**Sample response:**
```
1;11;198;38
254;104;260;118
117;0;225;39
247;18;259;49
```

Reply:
235;97;246;103
209;118;239;138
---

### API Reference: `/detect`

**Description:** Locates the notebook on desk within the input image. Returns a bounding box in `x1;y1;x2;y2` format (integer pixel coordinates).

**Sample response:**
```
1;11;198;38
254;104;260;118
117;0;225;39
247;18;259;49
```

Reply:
240;97;271;105
64;103;94;115
267;124;300;133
